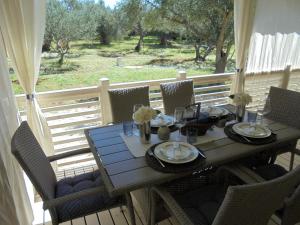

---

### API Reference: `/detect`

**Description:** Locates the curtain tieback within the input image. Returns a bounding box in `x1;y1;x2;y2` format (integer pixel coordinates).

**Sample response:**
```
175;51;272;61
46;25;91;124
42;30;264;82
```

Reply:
26;93;35;101
236;68;243;73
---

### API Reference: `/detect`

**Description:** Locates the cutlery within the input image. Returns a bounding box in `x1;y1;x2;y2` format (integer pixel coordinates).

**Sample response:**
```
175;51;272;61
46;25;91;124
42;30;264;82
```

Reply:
194;146;207;158
148;150;166;167
229;127;253;143
240;135;253;143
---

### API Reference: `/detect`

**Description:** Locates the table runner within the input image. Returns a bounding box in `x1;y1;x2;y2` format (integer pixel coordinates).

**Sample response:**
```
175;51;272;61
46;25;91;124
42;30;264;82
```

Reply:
121;127;227;157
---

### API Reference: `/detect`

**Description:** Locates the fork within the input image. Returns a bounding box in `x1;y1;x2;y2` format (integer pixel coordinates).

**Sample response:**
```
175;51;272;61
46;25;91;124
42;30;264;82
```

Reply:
148;150;166;167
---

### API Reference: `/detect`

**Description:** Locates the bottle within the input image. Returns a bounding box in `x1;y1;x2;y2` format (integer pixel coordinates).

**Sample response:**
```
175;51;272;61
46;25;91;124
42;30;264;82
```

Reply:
157;125;170;140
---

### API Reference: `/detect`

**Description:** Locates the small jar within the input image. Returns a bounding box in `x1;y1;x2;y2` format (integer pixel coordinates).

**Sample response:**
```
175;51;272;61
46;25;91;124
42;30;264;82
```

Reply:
157;125;170;140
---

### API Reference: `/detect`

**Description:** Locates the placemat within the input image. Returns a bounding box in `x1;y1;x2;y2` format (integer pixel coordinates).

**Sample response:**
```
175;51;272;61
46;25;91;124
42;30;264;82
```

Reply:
145;143;206;173
224;124;277;145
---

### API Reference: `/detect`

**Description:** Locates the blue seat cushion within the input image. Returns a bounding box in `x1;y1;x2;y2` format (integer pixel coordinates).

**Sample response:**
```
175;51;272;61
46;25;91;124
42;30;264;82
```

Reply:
173;184;227;225
254;164;288;180
55;170;123;222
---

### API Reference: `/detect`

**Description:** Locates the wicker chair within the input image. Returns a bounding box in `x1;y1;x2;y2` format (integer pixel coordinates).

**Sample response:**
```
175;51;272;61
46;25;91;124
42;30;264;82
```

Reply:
108;86;150;123
265;86;300;170
160;80;194;115
245;164;300;225
11;122;136;225
150;165;300;225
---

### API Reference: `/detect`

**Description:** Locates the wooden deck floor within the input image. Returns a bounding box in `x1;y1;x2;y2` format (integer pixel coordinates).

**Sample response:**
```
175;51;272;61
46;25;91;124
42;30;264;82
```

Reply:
41;152;300;225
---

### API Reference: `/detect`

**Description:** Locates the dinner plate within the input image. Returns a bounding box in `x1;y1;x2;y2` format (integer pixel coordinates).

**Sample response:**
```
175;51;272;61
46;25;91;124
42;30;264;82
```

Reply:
201;107;229;117
154;142;199;164
151;114;174;127
232;122;272;138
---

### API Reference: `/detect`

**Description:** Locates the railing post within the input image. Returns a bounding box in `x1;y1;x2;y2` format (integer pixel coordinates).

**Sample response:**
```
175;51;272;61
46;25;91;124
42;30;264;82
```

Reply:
280;65;292;89
177;70;187;80
99;78;111;125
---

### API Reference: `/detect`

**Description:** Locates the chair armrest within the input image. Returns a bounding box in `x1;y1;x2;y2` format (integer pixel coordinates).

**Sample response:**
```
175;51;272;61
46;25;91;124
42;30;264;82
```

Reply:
43;186;105;209
47;148;91;162
151;187;195;225
217;164;266;184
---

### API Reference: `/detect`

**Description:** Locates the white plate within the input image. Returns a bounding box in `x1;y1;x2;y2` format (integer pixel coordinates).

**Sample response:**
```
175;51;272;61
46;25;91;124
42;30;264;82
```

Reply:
154;142;199;164
201;107;229;117
151;114;174;127
232;122;272;139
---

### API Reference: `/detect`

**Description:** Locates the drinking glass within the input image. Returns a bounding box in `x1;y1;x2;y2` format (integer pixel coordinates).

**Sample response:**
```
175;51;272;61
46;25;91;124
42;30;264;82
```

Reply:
247;110;258;131
247;110;257;124
123;121;133;136
133;104;143;135
257;94;271;125
174;107;186;141
187;127;197;144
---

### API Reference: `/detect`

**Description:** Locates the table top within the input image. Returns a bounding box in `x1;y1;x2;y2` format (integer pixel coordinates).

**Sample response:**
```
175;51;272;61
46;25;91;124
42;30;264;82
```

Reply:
85;108;300;196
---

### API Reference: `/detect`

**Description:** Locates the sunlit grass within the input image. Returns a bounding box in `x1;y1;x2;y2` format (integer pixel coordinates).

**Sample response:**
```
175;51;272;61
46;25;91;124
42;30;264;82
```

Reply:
11;36;234;94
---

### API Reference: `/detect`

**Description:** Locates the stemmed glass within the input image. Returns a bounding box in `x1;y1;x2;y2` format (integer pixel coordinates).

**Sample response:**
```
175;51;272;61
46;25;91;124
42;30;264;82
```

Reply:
174;107;186;141
133;104;143;135
257;94;271;125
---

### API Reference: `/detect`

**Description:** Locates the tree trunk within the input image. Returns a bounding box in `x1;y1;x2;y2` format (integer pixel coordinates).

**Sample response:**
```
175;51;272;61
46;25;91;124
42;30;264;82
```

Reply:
135;34;143;52
135;22;144;52
100;31;110;45
160;34;167;46
194;44;200;62
201;46;214;62
58;52;65;65
215;10;233;74
215;50;228;73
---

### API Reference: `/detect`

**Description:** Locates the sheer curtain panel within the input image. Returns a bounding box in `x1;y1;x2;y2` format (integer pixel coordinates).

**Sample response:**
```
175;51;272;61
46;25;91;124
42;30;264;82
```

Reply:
247;0;300;73
0;32;33;225
231;0;257;94
0;0;54;156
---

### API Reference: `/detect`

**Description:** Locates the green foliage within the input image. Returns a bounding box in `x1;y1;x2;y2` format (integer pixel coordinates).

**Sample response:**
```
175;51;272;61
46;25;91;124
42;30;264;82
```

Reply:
45;0;103;64
146;0;234;71
12;38;230;94
96;8;120;44
43;0;234;70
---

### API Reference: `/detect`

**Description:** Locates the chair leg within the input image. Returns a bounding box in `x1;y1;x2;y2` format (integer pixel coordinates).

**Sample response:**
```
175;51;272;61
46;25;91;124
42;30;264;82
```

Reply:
125;192;136;225
289;152;295;171
149;191;157;225
43;210;45;225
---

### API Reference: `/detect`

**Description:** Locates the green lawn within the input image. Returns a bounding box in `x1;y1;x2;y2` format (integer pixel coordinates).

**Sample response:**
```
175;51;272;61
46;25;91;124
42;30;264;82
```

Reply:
11;36;235;94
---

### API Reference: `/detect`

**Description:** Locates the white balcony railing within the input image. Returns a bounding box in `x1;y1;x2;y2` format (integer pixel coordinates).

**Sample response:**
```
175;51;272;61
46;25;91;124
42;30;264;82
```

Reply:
15;67;300;169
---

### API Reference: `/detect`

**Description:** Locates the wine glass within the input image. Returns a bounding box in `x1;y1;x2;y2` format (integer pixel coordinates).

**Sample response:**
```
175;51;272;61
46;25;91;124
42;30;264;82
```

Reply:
174;107;186;141
247;110;258;132
133;104;143;135
257;94;271;125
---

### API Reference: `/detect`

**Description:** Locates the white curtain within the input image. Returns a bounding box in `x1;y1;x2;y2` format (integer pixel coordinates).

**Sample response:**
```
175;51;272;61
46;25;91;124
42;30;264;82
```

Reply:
0;32;33;225
247;0;300;73
232;0;257;94
0;0;54;156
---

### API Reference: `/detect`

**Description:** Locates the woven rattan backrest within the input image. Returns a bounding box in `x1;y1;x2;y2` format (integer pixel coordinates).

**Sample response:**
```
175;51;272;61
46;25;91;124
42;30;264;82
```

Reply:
281;184;300;225
160;80;194;115
266;86;300;129
108;86;150;123
213;166;300;225
11;121;56;200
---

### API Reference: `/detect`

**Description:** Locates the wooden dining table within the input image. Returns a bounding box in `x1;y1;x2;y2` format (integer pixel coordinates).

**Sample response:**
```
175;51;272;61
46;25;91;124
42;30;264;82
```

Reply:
84;105;300;223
